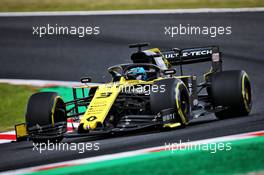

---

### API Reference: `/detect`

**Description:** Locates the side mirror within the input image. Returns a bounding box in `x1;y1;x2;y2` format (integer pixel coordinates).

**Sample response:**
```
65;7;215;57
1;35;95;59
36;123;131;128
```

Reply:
163;69;176;75
81;77;92;84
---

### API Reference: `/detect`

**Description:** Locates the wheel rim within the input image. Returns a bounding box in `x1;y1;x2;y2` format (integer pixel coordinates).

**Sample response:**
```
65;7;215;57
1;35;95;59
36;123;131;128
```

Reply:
181;98;188;114
242;74;252;112
180;89;189;116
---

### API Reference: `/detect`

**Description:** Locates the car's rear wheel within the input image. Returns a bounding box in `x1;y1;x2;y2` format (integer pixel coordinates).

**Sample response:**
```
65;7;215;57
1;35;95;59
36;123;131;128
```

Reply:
150;78;190;125
210;70;252;119
26;92;67;143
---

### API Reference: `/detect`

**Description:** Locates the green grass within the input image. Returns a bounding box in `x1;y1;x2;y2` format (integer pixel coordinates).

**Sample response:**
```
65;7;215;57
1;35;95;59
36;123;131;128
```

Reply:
0;0;263;12
0;84;39;132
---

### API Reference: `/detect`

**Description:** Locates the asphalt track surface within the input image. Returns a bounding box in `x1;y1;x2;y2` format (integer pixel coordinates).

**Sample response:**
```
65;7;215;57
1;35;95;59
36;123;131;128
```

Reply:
0;11;264;171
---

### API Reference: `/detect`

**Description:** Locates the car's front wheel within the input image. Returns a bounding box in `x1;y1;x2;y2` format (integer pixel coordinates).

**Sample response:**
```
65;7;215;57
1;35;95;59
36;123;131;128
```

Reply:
25;92;67;143
150;78;190;125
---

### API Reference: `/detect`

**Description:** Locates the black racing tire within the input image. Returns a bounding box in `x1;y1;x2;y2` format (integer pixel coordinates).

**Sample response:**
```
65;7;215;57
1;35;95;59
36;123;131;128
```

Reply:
211;70;252;119
25;92;67;143
150;78;190;124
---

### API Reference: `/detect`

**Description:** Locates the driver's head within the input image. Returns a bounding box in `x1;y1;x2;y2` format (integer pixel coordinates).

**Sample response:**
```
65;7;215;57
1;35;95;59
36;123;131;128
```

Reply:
127;67;147;80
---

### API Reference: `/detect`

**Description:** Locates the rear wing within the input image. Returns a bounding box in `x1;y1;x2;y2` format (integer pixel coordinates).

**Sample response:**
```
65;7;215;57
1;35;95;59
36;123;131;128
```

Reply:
130;44;222;73
161;46;222;73
162;46;220;65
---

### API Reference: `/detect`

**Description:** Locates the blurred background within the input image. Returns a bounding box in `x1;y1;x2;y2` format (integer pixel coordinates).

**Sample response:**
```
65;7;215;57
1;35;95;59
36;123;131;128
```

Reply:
0;0;263;12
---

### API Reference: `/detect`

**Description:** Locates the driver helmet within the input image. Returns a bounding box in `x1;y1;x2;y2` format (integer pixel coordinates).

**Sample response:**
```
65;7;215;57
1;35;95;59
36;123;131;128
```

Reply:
127;67;147;80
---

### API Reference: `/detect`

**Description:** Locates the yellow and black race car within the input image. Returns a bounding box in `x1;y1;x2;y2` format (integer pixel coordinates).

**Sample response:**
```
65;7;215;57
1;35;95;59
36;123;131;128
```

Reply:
15;43;252;142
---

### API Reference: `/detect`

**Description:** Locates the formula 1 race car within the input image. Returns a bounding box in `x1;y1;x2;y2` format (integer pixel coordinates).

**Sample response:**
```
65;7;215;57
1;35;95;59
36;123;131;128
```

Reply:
15;43;252;142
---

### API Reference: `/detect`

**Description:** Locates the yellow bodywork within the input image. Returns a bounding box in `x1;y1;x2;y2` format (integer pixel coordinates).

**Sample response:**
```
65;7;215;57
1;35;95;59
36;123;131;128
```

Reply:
80;83;120;130
163;122;181;128
80;77;157;130
15;123;28;141
80;75;189;131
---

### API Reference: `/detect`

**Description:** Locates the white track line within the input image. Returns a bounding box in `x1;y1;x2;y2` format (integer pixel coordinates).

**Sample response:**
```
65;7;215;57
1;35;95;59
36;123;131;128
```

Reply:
1;130;263;175
0;8;263;17
0;79;99;87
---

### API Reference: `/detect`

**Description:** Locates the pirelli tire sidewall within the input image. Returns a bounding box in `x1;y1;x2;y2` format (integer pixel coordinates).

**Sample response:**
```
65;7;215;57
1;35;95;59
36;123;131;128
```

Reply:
211;70;252;119
25;92;67;142
150;78;190;124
